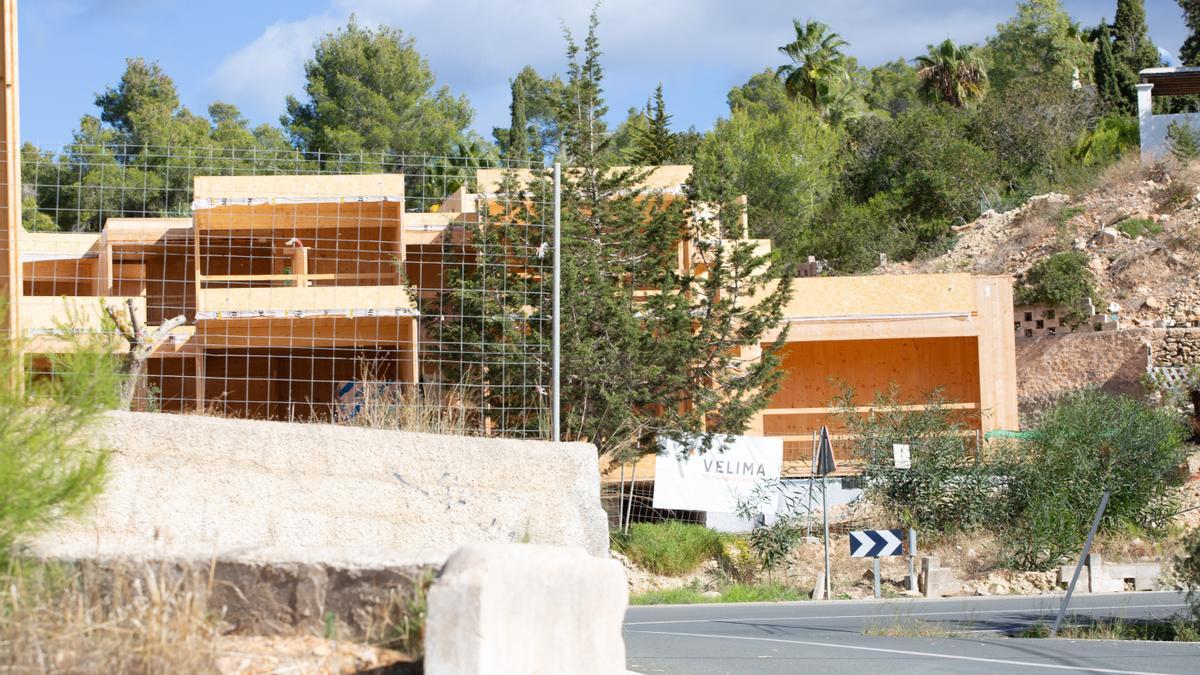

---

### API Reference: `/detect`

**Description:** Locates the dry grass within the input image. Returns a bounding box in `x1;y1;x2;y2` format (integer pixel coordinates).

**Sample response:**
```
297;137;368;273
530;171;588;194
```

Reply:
335;381;478;435
0;560;219;673
0;560;428;674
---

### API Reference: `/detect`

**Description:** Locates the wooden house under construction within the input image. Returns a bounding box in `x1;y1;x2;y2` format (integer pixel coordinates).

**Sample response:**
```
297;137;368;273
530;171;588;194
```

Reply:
17;167;1018;467
20;174;479;420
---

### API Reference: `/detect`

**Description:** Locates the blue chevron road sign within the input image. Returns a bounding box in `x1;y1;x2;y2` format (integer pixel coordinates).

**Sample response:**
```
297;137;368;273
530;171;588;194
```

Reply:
849;529;906;557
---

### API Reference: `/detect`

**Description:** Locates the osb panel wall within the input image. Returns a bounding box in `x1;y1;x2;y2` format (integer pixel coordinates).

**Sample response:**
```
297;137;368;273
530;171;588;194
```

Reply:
766;336;982;411
783;274;975;318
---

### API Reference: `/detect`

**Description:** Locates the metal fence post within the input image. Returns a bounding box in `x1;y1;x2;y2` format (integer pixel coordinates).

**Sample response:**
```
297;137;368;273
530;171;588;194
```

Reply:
552;163;561;443
908;529;918;591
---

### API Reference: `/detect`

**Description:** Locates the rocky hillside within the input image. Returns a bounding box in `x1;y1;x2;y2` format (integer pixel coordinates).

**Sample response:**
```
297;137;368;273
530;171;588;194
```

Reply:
879;158;1200;328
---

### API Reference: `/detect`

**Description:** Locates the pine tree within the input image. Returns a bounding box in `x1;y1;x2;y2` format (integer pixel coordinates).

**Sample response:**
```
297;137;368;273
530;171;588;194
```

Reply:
1112;0;1161;73
1093;22;1131;114
507;77;529;162
628;84;679;165
424;7;791;461
1181;0;1200;66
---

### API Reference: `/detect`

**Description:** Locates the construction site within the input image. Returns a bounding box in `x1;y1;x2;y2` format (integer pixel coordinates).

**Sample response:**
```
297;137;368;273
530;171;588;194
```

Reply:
15;163;1022;471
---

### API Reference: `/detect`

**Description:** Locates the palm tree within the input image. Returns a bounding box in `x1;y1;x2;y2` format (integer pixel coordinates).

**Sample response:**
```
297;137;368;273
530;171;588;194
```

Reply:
776;19;849;111
914;39;988;107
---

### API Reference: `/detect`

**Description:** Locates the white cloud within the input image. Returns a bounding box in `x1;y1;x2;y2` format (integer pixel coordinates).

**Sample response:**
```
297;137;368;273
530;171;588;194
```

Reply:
208;1;1019;135
209;13;340;118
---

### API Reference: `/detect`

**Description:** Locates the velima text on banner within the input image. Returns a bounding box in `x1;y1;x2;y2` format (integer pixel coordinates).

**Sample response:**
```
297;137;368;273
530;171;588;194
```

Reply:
652;435;784;515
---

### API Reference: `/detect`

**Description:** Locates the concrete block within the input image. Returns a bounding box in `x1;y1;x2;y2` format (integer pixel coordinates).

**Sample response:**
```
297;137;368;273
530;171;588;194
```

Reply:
1088;554;1124;593
811;572;826;600
918;556;960;597
425;544;627;675
30;412;610;566
1058;564;1090;592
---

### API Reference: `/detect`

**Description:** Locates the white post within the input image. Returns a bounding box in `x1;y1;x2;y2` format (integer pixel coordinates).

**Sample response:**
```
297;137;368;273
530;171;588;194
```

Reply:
552;163;561;442
873;557;881;599
1137;83;1155;165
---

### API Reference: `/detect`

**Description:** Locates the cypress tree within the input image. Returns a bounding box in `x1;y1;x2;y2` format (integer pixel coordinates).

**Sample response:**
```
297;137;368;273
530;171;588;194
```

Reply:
1181;0;1200;66
1093;22;1131;114
507;77;529;162
426;7;791;460
628;84;679;165
1113;0;1161;72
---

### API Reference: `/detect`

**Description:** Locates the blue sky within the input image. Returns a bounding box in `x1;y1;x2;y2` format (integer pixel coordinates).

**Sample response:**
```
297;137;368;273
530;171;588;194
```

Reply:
18;0;1191;147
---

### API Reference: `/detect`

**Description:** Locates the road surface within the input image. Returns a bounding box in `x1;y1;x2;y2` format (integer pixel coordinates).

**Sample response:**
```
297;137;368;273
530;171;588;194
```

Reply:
625;591;1200;674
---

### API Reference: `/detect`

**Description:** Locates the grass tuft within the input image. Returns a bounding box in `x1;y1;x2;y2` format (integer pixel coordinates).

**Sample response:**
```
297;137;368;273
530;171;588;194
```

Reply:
629;582;805;606
1116;217;1162;239
612;521;725;576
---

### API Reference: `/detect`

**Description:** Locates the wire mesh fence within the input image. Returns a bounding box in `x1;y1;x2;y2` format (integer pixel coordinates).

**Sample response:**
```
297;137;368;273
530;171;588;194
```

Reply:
18;143;556;438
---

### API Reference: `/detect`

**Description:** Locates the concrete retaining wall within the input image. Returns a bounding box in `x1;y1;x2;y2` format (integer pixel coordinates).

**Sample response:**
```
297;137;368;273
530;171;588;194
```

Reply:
30;412;608;566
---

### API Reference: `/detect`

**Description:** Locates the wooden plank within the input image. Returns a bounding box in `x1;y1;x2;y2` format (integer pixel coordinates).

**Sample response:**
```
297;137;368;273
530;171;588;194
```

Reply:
763;314;978;342
762;402;980;415
193;174;404;201
0;0;18;362
193;200;398;232
197;284;415;314
198;272;384;283
193;315;417;350
194;353;205;412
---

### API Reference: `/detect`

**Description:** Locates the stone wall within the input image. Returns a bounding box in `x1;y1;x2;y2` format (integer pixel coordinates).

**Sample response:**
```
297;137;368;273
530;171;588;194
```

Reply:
1016;327;1200;413
1150;328;1200;368
30;412;609;566
1016;329;1153;412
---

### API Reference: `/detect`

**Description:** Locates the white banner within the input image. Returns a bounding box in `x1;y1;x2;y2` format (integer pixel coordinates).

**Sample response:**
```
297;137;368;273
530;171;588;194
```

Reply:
652;435;784;515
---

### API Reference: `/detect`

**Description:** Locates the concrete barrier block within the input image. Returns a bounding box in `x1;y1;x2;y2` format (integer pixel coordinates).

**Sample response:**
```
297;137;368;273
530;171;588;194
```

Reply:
1087;554;1124;593
425;543;627;675
30;412;609;566
918;556;960;597
1059;564;1090;592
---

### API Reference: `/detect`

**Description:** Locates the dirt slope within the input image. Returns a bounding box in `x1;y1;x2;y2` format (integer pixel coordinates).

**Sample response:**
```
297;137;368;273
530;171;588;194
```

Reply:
879;158;1200;327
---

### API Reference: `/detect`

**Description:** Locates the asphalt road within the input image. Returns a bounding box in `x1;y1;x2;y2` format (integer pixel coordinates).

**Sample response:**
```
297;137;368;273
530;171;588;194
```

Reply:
625;591;1200;674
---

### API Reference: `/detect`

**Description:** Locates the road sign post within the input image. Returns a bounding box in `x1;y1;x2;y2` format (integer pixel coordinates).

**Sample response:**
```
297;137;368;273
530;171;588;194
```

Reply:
815;426;837;600
1051;490;1110;637
908;529;918;591
850;528;907;599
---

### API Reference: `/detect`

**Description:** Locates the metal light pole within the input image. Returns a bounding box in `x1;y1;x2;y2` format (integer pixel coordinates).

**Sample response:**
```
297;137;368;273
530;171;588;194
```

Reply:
551;163;561;443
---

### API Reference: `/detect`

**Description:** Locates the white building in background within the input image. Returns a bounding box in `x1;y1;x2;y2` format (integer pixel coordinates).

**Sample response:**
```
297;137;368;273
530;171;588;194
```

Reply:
1138;66;1200;164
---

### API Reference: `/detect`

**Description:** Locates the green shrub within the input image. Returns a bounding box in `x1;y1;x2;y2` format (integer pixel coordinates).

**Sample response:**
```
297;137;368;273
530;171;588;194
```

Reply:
1;326;120;559
1116;217;1163;239
1015;251;1102;323
1168;121;1200;161
612;521;724;576
840;387;1004;534
1072;116;1139;167
1003;390;1187;570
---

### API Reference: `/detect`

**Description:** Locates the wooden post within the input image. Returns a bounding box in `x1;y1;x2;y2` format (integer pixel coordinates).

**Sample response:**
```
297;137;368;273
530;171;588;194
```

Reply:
94;240;113;296
0;0;21;370
194;353;206;413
